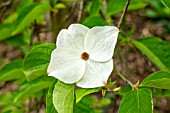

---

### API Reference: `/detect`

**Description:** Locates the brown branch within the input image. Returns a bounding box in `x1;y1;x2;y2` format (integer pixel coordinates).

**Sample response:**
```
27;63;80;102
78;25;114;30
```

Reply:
117;0;130;29
77;0;84;22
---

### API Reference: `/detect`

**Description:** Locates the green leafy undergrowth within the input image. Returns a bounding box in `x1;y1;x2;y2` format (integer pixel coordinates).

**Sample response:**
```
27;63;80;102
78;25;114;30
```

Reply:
13;76;54;102
132;36;170;72
0;59;25;83
13;1;51;34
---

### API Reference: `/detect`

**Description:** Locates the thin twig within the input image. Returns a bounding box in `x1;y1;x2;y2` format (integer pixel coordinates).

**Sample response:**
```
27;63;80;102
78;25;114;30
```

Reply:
114;64;132;86
117;0;130;29
77;0;84;22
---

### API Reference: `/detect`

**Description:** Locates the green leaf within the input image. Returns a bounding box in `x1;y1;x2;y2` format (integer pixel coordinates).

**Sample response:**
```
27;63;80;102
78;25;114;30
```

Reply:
132;36;170;72
0;23;15;40
23;44;55;81
0;59;25;82
75;87;101;103
13;2;51;34
106;81;116;88
4;13;18;24
5;29;32;46
53;81;74;113
161;0;170;9
74;96;100;113
50;0;57;7
90;0;102;16
14;76;53;102
46;80;58;113
140;71;170;89
107;0;147;16
83;16;108;28
119;88;153;113
116;85;132;95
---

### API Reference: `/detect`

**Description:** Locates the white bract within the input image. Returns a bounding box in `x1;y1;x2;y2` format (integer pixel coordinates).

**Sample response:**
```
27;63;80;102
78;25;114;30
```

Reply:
47;24;119;88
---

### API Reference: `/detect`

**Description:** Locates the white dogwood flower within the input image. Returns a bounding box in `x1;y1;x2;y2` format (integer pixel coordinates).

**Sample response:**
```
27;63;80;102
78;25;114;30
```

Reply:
47;24;119;88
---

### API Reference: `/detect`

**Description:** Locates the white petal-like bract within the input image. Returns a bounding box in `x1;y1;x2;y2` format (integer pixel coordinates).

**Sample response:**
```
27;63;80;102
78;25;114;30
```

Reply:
76;59;113;88
48;24;119;88
47;48;85;84
84;26;119;62
57;24;89;54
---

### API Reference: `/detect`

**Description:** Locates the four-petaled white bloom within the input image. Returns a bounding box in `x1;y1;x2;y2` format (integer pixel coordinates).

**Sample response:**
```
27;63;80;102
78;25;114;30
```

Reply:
47;24;119;88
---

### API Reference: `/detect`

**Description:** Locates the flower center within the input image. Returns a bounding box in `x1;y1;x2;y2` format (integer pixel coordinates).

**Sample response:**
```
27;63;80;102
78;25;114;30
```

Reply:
81;52;89;60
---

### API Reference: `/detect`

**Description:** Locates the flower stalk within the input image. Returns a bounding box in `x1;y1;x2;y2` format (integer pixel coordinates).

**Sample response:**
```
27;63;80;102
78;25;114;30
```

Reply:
114;64;132;86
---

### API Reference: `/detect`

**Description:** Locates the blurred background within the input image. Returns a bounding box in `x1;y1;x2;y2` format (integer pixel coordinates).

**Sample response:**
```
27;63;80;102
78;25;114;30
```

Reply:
0;0;170;113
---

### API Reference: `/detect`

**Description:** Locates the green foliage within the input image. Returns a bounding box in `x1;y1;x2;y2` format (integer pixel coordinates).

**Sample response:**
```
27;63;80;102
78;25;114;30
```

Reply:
75;87;101;103
119;88;153;113
0;59;25;82
90;0;102;16
161;0;170;9
5;29;32;46
0;23;15;41
14;76;54;102
74;96;101;113
50;0;58;7
23;44;55;81
140;71;170;89
46;80;58;113
4;13;18;24
116;85;132;95
53;81;74;113
107;0;147;16
13;1;51;34
132;36;170;72
0;0;170;112
83;16;108;28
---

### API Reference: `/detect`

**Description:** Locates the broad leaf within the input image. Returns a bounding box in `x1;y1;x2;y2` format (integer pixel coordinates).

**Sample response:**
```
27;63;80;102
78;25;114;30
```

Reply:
14;76;54;102
23;44;55;81
0;59;25;82
53;81;74;113
46;80;58;113
161;0;170;9
116;85;132;95
0;23;15;40
90;0;102;16
5;29;32;46
75;87;101;103
13;2;51;34
74;96;101;113
119;88;153;113
83;16;108;28
132;36;170;72
140;71;170;89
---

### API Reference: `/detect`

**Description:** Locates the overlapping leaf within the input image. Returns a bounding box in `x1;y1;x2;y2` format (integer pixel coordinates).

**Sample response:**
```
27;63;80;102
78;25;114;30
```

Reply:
46;80;58;113
23;44;55;81
53;81;74;113
119;88;153;113
14;76;54;102
140;71;170;89
132;36;170;72
0;59;25;82
13;2;51;34
75;87;101;103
